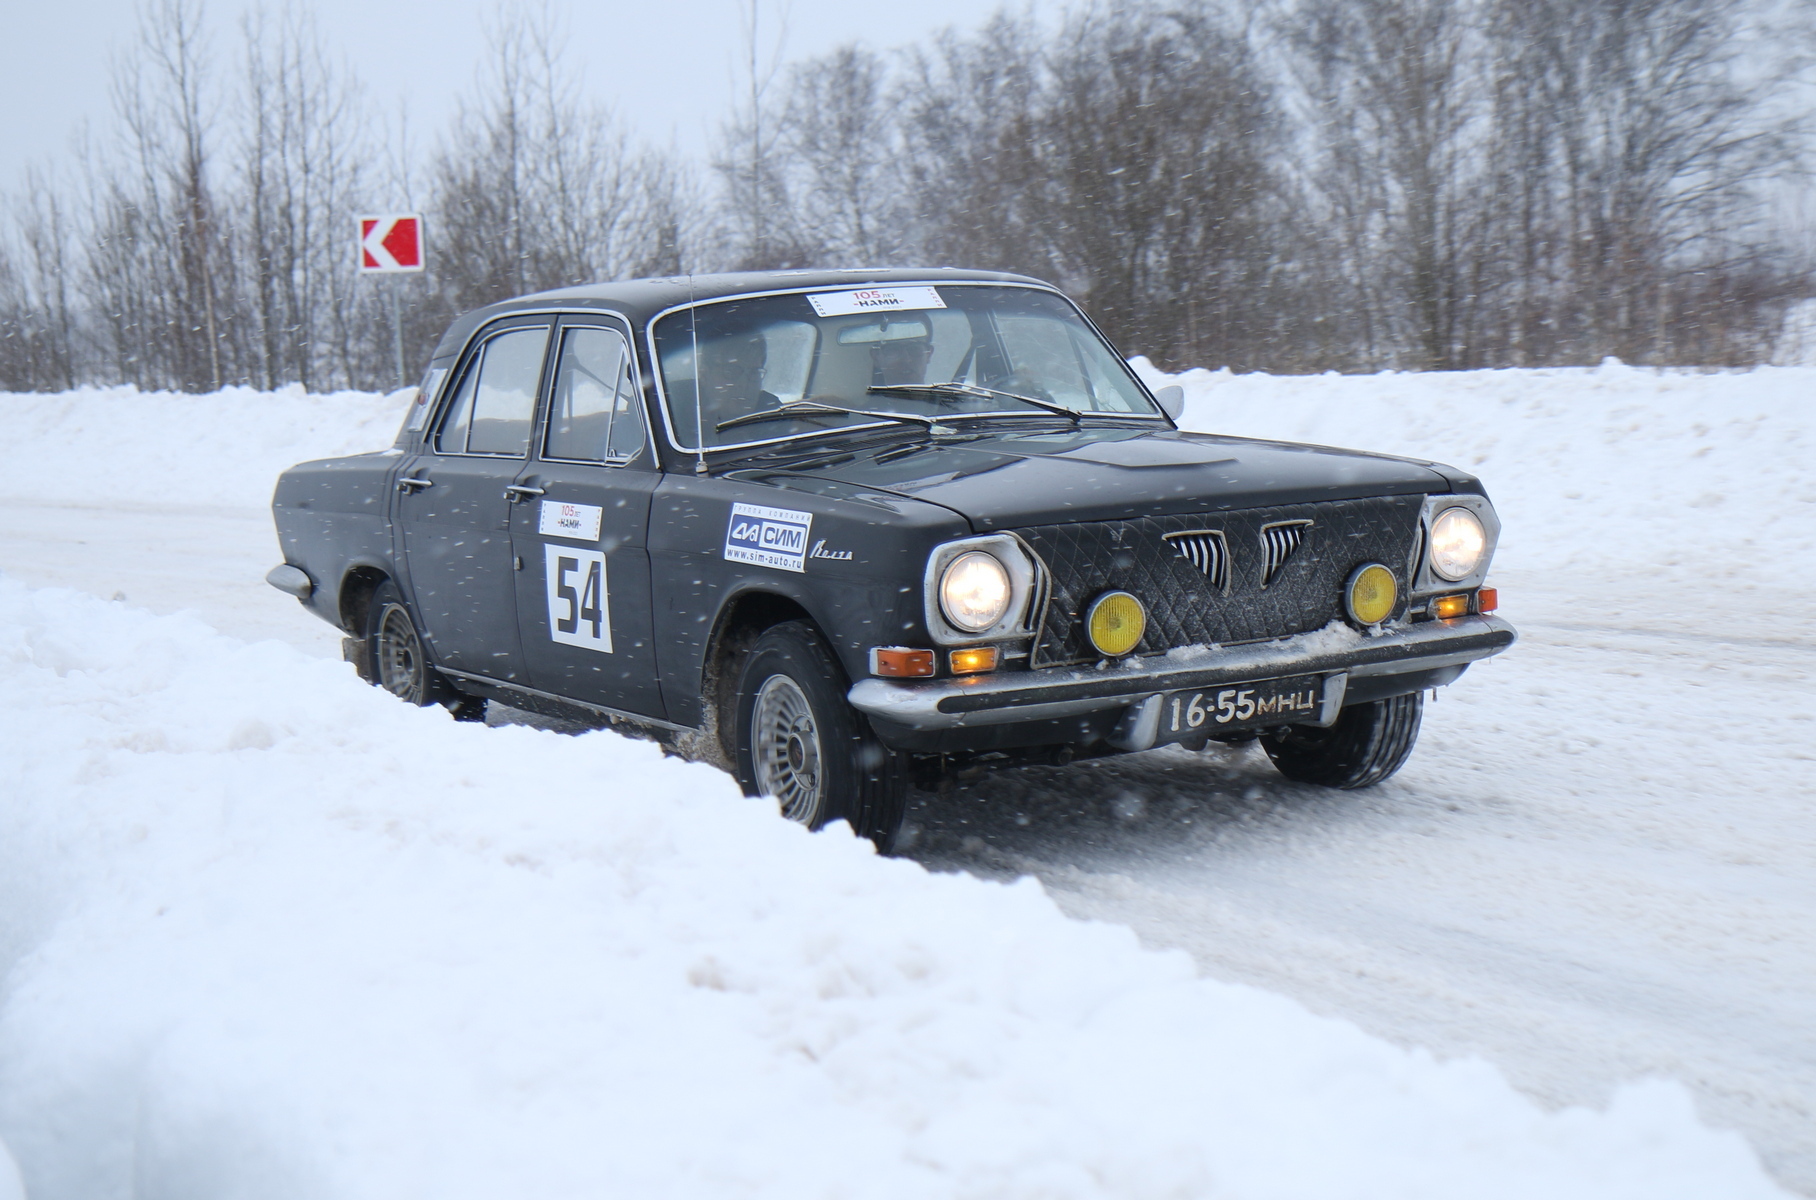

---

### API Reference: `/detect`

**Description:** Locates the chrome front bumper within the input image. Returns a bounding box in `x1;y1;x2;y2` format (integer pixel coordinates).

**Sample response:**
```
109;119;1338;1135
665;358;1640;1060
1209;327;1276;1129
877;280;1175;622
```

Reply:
847;614;1516;737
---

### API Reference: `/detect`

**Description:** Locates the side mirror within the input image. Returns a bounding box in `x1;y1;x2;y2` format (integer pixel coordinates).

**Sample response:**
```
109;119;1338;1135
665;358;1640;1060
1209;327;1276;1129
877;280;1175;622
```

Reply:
1153;384;1184;421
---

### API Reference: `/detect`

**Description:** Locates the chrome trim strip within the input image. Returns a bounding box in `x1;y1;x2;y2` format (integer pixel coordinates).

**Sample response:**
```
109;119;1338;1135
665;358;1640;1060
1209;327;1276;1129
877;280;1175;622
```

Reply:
1413;493;1501;597
848;615;1515;730
921;532;1044;646
537;319;650;468
437;669;698;734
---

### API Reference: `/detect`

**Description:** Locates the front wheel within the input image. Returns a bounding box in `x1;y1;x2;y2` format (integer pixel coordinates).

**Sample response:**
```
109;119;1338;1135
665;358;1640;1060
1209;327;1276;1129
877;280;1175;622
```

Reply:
731;621;909;850
1261;692;1423;788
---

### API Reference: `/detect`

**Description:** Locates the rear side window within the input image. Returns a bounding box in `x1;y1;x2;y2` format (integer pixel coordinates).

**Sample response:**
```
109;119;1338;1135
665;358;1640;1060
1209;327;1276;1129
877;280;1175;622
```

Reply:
434;326;549;456
545;326;646;463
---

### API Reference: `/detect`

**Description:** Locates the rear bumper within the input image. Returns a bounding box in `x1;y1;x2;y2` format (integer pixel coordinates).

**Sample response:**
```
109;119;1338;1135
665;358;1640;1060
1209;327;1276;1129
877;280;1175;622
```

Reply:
847;614;1516;734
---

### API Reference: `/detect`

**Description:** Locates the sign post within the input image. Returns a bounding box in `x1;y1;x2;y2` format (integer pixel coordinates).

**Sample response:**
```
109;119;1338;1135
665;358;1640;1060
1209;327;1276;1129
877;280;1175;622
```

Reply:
356;213;426;388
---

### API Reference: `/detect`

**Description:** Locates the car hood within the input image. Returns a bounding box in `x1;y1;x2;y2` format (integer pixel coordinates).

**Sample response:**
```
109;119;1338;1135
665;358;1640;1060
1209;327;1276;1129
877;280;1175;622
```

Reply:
739;426;1457;530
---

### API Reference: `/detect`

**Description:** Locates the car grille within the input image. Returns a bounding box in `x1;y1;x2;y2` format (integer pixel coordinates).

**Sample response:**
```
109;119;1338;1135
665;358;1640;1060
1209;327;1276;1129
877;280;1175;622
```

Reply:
1018;496;1425;667
1259;520;1311;586
1163;530;1230;591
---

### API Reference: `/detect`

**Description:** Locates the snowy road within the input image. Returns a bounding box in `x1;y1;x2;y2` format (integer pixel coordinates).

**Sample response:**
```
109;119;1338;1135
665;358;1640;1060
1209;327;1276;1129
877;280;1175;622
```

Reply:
1;367;1811;1193
903;564;1816;1192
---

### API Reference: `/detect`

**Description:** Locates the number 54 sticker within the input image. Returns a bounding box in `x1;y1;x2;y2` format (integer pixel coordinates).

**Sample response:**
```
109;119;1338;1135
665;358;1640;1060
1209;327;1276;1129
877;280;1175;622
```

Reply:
544;544;612;653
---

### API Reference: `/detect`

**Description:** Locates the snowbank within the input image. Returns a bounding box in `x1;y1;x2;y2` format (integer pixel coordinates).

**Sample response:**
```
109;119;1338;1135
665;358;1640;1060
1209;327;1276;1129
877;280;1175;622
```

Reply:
0;384;403;510
1136;359;1816;596
0;578;1786;1198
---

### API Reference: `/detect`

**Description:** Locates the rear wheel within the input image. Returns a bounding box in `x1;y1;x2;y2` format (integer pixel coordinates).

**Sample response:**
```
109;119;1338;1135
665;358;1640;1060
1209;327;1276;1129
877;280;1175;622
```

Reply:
363;581;486;720
731;621;909;850
1261;692;1422;788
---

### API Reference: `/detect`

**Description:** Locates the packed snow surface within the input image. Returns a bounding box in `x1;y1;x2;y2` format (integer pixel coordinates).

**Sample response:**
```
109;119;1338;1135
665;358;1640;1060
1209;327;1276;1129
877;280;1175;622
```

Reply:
1;362;1812;1196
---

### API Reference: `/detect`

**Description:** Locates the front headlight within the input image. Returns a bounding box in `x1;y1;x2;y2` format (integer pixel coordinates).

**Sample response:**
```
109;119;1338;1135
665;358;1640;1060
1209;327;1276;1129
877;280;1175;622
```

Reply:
940;551;1012;632
1429;507;1487;581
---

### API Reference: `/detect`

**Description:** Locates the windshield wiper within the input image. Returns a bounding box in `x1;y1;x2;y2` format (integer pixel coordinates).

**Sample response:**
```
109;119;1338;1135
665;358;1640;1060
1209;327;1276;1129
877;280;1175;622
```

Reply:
715;400;954;435
867;382;1082;424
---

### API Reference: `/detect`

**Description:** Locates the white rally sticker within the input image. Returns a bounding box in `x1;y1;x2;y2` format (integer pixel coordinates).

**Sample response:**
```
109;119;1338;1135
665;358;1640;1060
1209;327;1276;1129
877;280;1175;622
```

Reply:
806;286;946;317
544;544;612;653
538;499;604;541
724;502;813;573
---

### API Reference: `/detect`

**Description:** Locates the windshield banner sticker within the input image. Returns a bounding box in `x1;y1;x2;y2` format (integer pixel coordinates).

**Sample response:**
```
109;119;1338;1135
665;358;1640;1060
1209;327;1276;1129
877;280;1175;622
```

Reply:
807;287;946;317
539;499;604;541
725;502;813;573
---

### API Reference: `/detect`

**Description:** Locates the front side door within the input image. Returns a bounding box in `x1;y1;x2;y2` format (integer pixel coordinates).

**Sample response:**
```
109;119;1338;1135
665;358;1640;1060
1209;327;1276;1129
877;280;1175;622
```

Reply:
395;318;552;681
509;317;665;720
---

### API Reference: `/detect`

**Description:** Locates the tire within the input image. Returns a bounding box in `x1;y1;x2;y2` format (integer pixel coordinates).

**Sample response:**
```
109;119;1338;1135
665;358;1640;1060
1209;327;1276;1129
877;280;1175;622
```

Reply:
731;621;909;850
1261;692;1422;789
363;581;486;721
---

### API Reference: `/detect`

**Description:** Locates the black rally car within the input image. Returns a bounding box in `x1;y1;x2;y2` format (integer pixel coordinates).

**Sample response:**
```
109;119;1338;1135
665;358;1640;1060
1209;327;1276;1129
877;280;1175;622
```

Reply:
268;269;1515;847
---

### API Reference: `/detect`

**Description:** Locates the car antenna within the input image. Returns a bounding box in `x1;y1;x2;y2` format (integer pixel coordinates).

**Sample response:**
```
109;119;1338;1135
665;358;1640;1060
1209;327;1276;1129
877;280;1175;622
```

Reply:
689;272;707;475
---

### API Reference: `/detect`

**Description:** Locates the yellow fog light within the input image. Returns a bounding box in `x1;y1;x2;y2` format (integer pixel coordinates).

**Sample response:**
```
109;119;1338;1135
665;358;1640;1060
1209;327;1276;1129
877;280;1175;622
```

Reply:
1345;564;1398;627
1086;591;1146;657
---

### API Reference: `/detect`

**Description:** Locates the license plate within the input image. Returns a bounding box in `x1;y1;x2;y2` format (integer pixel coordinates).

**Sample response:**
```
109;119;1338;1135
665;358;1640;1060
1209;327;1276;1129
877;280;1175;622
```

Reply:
1154;674;1326;744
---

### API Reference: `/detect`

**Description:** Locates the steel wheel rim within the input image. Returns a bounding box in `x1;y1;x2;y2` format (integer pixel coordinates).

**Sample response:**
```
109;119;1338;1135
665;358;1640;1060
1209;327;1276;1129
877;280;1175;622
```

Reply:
752;673;822;823
376;603;424;701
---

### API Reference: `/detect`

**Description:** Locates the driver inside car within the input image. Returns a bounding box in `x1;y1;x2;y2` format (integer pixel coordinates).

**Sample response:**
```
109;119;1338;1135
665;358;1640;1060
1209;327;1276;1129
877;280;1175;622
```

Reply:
871;329;935;387
695;328;777;438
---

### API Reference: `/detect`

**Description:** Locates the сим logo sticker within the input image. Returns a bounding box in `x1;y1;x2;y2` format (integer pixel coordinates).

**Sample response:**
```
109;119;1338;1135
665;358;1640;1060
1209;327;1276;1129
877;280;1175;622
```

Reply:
724;502;813;573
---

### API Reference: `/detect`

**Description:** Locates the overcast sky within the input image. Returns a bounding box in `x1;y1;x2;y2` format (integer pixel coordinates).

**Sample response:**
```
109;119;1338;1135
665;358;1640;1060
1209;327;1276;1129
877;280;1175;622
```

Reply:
0;0;1019;189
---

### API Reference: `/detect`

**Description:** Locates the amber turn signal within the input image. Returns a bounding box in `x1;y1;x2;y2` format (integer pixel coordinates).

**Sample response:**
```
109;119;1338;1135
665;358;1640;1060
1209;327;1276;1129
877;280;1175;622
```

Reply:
1476;586;1498;613
1431;593;1469;619
948;646;999;675
870;647;935;678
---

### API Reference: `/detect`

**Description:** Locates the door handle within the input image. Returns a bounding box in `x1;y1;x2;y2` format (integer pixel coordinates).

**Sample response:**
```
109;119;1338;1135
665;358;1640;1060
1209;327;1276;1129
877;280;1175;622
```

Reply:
396;474;433;492
504;484;546;502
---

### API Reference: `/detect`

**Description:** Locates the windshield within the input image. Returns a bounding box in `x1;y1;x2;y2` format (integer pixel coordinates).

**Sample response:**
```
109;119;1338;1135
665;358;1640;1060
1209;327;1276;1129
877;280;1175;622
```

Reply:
653;284;1159;449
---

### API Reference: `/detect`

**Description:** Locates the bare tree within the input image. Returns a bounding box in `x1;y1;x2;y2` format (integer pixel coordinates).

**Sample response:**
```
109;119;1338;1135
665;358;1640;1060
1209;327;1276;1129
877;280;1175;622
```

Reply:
899;14;1052;278
0;171;79;391
1287;0;1487;370
82;0;239;391
430;4;682;312
711;0;818;268
239;5;371;390
1488;0;1802;364
777;45;910;266
1037;3;1288;369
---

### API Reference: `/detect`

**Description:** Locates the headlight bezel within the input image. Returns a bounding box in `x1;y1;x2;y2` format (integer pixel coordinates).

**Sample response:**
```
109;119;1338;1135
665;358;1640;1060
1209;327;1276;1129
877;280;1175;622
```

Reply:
1428;507;1487;582
922;534;1041;645
940;550;1014;633
1412;494;1500;596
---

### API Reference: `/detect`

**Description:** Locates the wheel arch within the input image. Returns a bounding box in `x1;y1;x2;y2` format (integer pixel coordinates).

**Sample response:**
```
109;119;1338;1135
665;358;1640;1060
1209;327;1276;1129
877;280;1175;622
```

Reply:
337;564;391;636
700;587;823;762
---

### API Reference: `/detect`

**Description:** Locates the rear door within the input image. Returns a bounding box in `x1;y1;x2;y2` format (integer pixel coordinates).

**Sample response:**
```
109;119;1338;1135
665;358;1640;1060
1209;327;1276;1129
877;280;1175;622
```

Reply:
508;316;665;720
395;317;552;681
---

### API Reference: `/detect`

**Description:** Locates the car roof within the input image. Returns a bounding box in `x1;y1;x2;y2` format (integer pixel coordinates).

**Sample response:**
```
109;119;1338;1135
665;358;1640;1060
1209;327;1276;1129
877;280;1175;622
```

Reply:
427;267;1055;362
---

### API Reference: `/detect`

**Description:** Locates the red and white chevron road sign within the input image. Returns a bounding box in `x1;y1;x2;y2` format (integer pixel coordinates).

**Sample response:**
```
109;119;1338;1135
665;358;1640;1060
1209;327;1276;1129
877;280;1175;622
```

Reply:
357;213;425;272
